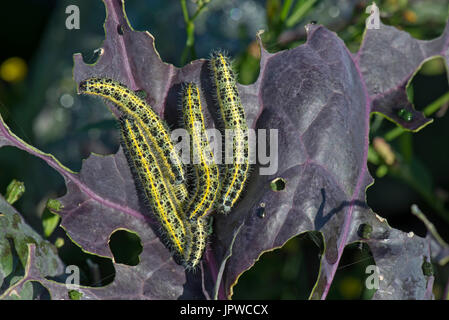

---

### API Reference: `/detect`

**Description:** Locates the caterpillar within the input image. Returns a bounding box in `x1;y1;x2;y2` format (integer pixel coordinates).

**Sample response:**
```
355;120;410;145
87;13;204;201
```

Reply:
78;78;188;207
181;82;220;221
182;216;209;269
80;54;250;268
209;52;250;213
120;117;186;257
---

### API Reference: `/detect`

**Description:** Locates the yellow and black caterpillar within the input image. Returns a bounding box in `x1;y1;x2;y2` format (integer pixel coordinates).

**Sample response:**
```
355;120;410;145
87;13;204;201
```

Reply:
181;82;220;221
209;52;250;214
79;52;250;268
120;116;209;268
120;118;186;257
78;78;187;198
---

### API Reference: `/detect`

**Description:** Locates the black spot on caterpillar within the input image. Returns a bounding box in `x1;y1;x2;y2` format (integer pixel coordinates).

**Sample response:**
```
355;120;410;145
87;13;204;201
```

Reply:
209;52;250;213
181;82;220;220
78;77;188;206
182;216;209;269
120;117;186;257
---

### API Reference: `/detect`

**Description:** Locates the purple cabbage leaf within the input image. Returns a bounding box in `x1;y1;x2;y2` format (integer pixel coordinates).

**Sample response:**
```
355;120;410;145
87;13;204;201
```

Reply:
1;0;448;299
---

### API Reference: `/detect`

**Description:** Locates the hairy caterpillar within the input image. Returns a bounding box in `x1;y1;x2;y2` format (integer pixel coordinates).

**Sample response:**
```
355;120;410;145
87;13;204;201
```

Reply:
120;118;186;256
181;82;220;220
80;57;251;268
183;216;209;269
78;78;188;206
209;52;250;213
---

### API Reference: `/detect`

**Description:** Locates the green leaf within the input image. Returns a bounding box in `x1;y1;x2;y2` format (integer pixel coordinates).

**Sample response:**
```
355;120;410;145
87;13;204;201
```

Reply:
68;289;83;300
0;195;65;299
42;207;60;238
5;180;25;205
285;0;318;28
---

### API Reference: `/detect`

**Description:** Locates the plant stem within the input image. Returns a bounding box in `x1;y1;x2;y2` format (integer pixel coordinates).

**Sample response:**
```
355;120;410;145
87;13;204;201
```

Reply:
180;0;209;65
424;90;449;116
285;0;317;28
411;204;448;247
280;0;294;23
384;127;403;142
384;90;449;141
180;0;189;23
192;3;208;21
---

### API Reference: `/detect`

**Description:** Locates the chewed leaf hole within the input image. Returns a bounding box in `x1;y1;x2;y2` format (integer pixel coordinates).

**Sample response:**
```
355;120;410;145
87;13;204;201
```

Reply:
357;223;373;239
117;24;124;35
29;281;51;300
327;243;376;299
270;177;286;191
232;233;321;299
109;229;143;266
81;48;103;64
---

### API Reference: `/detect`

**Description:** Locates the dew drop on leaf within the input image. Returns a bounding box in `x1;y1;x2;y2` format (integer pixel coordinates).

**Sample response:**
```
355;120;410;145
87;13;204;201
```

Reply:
397;108;413;122
256;202;266;218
